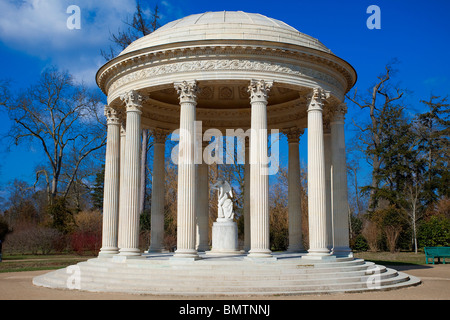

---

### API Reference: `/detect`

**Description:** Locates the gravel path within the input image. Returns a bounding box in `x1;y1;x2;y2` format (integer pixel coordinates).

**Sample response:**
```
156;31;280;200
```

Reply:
0;264;448;300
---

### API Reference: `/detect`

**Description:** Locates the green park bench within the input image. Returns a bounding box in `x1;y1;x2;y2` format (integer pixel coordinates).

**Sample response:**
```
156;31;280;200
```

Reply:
424;247;450;264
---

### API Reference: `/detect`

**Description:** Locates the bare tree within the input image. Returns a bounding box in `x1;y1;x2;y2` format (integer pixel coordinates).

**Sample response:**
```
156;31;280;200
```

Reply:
101;1;160;60
346;62;405;210
101;2;161;215
2;67;106;204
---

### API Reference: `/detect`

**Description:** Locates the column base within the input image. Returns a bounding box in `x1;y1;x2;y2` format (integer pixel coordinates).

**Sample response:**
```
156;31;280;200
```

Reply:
196;245;210;252
117;248;141;257
332;246;353;258
304;248;335;261
171;249;201;261
98;247;119;257
302;248;336;260
245;252;277;262
246;249;274;259
145;248;170;254
147;245;167;253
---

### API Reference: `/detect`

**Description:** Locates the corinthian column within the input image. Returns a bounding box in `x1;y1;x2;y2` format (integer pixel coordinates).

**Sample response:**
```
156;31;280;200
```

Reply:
148;128;168;252
247;79;273;259
331;103;352;257
243;139;250;252
173;81;200;260
306;87;332;258
196;141;210;252
118;90;144;257
118;120;126;251
99;106;121;257
323;121;333;250
284;127;305;252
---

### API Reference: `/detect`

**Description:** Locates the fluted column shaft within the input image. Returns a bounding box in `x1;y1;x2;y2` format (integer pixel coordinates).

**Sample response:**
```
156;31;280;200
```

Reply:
248;80;273;258
307;88;331;257
174;81;200;259
148;129;168;252
118;90;143;256
285;128;304;252
331;103;352;256
324;125;333;250
118;122;126;250
196;141;210;252
243;140;251;252
99;106;121;256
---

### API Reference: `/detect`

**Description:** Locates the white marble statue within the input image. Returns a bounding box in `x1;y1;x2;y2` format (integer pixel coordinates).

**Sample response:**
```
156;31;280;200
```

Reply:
211;180;234;221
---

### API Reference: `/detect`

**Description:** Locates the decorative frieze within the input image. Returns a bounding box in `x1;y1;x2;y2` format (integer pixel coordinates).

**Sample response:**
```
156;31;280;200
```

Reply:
98;45;354;96
108;58;343;94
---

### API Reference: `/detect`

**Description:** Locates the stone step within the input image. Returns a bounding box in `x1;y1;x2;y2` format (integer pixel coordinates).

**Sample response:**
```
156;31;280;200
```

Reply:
70;263;387;282
54;272;410;294
67;267;396;288
80;258;370;275
32;255;421;296
34;264;397;290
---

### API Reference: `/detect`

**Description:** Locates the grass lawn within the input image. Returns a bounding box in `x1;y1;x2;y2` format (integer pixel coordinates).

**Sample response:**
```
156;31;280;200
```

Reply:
0;251;430;273
0;254;96;273
354;251;427;266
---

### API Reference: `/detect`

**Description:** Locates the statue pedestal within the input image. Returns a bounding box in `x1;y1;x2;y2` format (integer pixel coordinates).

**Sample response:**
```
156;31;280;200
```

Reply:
209;219;241;254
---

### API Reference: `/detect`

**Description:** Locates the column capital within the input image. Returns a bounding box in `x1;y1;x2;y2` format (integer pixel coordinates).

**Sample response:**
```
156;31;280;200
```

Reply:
174;80;199;105
151;128;169;144
120;90;145;113
307;87;330;112
283;127;304;143
104;106;121;125
323;119;331;134
248;79;273;103
330;102;348;122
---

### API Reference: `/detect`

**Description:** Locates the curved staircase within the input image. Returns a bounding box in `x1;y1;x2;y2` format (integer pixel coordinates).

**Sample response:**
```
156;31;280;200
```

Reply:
32;252;421;296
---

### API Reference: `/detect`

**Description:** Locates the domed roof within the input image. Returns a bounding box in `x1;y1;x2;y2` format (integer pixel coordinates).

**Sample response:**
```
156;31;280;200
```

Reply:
119;11;332;56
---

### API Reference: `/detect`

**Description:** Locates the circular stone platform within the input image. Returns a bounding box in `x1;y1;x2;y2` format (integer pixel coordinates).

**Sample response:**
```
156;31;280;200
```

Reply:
32;253;420;296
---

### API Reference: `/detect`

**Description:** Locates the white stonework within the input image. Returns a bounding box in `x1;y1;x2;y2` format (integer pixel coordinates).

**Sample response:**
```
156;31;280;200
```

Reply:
284;127;305;252
331;103;352;257
117;90;144;257
247;80;273;259
99;106;121;256
173;81;200;260
148;128;168;252
209;180;240;254
306;88;332;258
210;220;240;254
195;141;210;252
33;11;420;297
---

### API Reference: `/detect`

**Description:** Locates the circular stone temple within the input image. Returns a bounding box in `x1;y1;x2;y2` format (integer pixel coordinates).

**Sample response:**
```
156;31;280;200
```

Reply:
33;11;420;295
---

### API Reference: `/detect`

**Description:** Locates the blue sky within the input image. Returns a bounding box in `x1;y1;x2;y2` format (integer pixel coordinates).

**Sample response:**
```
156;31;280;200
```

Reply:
0;0;449;191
